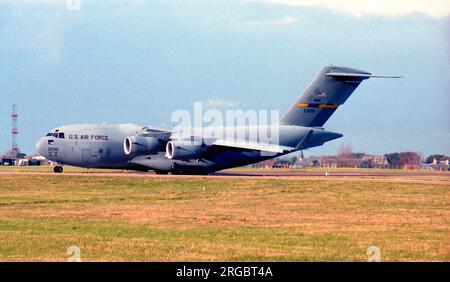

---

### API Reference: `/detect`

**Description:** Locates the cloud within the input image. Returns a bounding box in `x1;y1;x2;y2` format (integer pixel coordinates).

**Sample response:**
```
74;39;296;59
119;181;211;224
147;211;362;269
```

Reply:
35;15;65;64
3;6;65;65
206;99;239;108
0;0;64;5
240;15;297;26
261;0;450;18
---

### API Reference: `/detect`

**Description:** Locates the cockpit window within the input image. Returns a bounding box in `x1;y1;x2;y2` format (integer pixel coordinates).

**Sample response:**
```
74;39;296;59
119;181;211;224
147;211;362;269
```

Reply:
46;132;65;138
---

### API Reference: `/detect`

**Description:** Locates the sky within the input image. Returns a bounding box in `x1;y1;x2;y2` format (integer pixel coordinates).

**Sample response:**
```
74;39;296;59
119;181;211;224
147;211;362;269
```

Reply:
1;0;449;157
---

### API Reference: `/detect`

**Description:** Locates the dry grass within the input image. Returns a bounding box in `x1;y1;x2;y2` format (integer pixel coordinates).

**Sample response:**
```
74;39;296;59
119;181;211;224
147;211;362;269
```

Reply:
0;171;448;261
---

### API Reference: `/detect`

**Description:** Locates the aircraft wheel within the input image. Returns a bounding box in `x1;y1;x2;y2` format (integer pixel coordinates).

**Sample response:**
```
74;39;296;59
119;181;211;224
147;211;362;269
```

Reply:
154;170;168;175
53;166;63;173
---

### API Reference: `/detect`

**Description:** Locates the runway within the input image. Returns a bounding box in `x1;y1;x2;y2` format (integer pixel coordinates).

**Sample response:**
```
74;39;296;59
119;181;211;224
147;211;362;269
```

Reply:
1;169;449;182
214;170;449;178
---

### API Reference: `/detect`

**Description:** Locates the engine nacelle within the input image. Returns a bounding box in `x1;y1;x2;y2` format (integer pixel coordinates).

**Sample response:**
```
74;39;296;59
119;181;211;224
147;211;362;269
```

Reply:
166;140;205;160
123;136;161;155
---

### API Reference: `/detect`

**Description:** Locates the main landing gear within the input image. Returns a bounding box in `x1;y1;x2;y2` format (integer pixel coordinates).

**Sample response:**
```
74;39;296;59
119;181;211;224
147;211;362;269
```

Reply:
53;165;64;173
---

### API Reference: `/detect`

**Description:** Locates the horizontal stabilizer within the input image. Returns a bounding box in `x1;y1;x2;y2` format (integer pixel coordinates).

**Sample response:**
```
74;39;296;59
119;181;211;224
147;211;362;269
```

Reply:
326;72;402;79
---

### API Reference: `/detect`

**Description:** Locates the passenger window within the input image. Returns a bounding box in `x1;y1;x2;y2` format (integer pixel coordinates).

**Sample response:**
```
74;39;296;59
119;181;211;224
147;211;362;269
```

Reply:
59;133;65;139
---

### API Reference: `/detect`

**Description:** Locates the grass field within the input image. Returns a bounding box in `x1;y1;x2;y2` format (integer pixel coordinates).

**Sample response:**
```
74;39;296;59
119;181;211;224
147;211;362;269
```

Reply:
0;169;448;261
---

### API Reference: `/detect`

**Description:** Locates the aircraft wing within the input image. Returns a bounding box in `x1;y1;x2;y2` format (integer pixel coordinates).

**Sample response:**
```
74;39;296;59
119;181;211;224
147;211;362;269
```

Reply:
138;126;172;140
141;126;172;134
210;128;314;153
212;139;294;153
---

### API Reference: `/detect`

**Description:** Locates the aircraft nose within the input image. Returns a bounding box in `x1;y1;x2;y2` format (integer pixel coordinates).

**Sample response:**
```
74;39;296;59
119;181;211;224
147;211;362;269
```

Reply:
36;138;47;156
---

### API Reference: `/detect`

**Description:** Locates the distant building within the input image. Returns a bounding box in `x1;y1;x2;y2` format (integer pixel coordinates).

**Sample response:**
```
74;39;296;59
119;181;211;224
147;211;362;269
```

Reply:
320;157;338;168
399;152;421;169
250;159;276;168
1;157;17;166
272;160;290;168
319;156;361;168
28;155;50;166
249;152;443;170
1;155;49;166
428;158;450;171
360;155;389;168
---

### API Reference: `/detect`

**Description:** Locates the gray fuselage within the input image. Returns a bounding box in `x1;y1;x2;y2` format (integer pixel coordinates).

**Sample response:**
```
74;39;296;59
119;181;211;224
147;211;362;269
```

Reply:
36;123;341;174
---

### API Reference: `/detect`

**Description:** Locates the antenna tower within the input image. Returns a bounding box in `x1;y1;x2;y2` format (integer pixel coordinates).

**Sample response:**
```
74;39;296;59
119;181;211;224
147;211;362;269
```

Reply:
11;104;20;157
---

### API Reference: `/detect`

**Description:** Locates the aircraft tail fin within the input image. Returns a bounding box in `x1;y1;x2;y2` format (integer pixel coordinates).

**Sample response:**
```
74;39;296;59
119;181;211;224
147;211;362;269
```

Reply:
279;66;400;127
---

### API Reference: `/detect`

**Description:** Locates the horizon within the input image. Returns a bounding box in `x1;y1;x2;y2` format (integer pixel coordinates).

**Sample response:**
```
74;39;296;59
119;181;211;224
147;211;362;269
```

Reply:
1;0;449;158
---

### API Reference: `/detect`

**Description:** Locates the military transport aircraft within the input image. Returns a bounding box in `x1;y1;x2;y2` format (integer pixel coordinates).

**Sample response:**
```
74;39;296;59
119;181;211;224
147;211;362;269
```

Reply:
36;66;399;174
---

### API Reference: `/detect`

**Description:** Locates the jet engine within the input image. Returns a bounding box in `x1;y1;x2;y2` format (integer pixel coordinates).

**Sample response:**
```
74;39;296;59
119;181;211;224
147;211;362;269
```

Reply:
123;136;161;155
165;140;205;160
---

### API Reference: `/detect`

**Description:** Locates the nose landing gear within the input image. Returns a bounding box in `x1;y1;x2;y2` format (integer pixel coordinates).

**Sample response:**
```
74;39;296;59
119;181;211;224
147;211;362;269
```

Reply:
53;165;64;173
